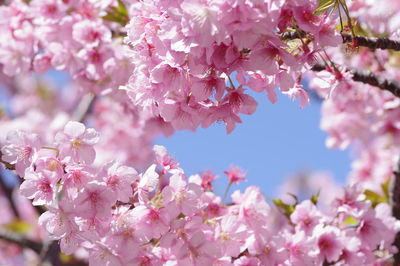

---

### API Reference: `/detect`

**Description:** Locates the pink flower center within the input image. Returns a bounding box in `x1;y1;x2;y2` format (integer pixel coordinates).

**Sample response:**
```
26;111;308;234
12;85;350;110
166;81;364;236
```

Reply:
303;217;313;226
107;175;120;187
318;236;332;251
359;220;372;235
89;192;99;205
18;146;32;160
38;181;51;193
148;209;160;222
139;256;151;266
48;160;59;171
72;140;81;147
89;50;102;63
300;9;319;24
43;4;58;16
88;30;100;42
70;171;82;183
229;92;243;111
207;203;219;214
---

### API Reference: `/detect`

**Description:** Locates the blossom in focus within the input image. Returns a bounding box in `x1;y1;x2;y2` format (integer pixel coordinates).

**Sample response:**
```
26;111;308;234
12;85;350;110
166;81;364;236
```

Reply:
55;121;99;164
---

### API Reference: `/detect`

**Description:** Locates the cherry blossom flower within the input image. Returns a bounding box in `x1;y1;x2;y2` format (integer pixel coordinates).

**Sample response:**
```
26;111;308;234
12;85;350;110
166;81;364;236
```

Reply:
19;169;57;205
101;161;137;203
1;131;42;176
224;166;247;185
73;181;115;218
55;121;99;164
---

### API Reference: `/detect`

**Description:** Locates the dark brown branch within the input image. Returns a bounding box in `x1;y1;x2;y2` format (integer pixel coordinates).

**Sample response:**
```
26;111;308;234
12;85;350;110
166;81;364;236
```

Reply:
33;205;46;217
0;227;43;253
281;31;400;52
0;168;19;218
281;31;307;40
342;34;400;52
392;160;400;265
40;241;62;266
311;63;400;98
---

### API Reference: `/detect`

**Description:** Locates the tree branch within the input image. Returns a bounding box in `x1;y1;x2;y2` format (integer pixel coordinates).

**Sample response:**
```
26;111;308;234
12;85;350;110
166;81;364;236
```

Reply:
342;34;400;51
311;63;400;98
392;160;400;265
281;31;400;51
0;227;43;254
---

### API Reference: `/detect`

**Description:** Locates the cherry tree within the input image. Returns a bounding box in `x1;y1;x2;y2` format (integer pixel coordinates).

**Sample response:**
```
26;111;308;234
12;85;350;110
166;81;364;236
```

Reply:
0;0;400;265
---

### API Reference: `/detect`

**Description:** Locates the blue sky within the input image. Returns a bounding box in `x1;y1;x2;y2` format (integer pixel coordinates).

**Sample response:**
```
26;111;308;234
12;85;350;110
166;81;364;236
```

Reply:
156;91;351;198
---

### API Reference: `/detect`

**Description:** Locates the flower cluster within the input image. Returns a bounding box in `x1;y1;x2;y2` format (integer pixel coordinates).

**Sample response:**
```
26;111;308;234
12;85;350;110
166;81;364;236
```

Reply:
0;73;172;171
306;0;400;193
122;0;341;133
0;0;132;93
1;123;399;265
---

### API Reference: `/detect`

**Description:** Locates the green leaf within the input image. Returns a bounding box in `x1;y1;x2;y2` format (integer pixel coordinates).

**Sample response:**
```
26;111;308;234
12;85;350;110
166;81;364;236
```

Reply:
117;0;128;17
273;199;296;219
364;189;387;207
342;215;358;226
381;179;391;201
101;0;129;26
318;0;332;7
310;190;320;205
315;0;335;14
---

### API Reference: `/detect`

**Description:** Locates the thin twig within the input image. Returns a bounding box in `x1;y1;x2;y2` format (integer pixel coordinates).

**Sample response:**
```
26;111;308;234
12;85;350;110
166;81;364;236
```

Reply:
311;63;400;98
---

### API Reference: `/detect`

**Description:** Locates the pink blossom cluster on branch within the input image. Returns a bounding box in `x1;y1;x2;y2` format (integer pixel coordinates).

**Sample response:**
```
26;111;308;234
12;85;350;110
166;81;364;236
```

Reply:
0;73;170;171
306;0;400;194
1;124;399;265
0;0;133;93
123;0;341;133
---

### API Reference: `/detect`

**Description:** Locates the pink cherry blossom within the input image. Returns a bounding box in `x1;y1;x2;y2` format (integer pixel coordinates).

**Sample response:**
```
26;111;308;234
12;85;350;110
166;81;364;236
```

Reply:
313;225;344;263
291;200;322;235
224;166;247;185
73;181;115;218
1;131;42;176
162;173;202;217
72;19;112;47
55;121;99;164
101;161;137;203
19;169;57;206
